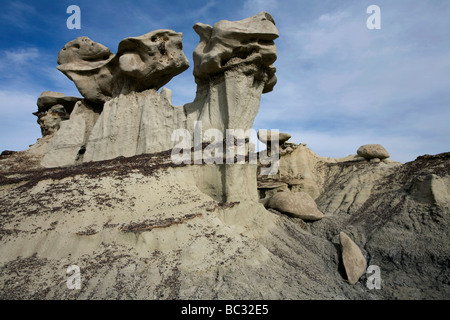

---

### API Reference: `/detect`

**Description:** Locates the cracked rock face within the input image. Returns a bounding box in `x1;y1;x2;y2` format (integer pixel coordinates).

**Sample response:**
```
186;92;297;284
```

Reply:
115;29;189;94
192;11;278;93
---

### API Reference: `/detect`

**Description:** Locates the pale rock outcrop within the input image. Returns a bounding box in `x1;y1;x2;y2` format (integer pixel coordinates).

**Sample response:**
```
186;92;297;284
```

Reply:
41;100;101;167
284;178;302;192
33;92;82;138
35;104;70;137
357;144;390;160
410;173;450;206
83;89;186;162
339;232;367;285
277;145;324;199
257;130;291;146
48;30;190;165
57;37;115;104
81;30;190;161
266;191;324;221
43;13;278;170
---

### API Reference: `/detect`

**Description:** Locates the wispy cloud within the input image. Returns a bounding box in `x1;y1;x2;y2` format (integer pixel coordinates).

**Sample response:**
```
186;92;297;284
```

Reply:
2;47;40;66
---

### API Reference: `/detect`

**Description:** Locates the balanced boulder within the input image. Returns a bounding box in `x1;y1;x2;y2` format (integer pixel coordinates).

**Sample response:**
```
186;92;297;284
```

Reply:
258;130;291;156
36;91;81;114
357;144;390;160
266;191;324;221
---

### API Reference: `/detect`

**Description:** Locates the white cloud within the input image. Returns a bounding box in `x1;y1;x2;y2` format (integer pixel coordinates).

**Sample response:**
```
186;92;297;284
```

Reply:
0;48;40;72
318;11;350;23
4;47;39;64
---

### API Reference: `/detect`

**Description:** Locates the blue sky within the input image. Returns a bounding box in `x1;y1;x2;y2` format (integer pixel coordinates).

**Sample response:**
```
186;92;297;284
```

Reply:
1;0;449;162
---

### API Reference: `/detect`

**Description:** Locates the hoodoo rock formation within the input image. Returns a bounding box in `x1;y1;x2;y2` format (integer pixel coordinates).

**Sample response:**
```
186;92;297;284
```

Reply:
0;12;449;300
188;12;278;135
42;12;278;171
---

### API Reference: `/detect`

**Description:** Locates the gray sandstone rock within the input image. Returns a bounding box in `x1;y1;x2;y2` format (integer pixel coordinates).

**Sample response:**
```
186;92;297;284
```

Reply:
43;13;279;169
57;37;115;104
357;144;390;160
57;31;189;104
192;12;278;93
35;104;69;137
36;91;82;114
258;181;289;200
267;191;324;221
115;29;189;94
41;100;101;167
339;232;367;285
83;89;186;162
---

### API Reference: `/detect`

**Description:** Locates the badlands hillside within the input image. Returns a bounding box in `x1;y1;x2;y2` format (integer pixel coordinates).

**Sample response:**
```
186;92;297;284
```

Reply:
0;12;449;300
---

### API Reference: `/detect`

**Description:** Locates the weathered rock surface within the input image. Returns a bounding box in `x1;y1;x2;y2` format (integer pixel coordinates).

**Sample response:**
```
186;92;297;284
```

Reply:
57;31;189;103
257;181;289;200
83;89;186;163
36;91;82;114
184;12;279;142
257;130;291;146
357;144;390;160
35;104;70;136
57;37;115;104
193;12;278;93
41;100;101;167
266;191;325;221
339;232;367;285
115;29;189;94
